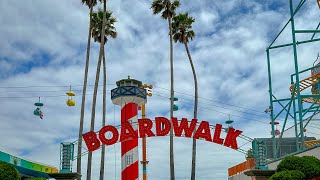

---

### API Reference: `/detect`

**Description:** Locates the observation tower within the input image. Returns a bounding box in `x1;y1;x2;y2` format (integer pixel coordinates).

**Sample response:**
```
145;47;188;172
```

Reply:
111;76;147;180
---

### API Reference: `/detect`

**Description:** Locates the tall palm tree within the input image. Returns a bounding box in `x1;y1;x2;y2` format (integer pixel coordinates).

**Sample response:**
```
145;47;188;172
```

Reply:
91;8;117;180
100;51;106;180
151;0;180;179
77;0;97;178
172;13;197;180
86;0;107;179
92;8;117;180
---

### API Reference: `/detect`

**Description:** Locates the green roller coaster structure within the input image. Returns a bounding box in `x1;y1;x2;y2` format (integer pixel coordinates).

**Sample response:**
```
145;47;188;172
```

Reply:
255;0;320;169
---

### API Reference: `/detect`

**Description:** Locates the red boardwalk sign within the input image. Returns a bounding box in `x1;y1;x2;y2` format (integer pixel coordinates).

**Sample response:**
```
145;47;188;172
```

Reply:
82;117;243;152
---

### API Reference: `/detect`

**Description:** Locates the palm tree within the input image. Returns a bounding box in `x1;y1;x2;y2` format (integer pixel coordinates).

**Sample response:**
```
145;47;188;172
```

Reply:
151;0;180;179
86;7;117;180
172;13;197;180
77;0;97;178
86;0;106;179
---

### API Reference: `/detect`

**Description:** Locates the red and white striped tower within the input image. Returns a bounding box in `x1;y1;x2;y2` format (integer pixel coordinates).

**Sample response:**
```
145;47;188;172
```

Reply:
111;76;147;180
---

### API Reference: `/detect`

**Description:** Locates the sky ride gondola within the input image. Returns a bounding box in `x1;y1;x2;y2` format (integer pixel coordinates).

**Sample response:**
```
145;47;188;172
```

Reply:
270;121;280;136
311;54;320;94
66;85;76;107
225;114;234;132
34;97;44;119
171;96;179;111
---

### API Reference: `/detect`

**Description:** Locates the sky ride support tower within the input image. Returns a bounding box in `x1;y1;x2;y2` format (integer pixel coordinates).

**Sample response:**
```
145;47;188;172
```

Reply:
256;0;320;170
111;76;147;180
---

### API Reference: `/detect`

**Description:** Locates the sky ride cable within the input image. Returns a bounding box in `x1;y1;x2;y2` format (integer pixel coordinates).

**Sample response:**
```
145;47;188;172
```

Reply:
0;83;270;116
0;84;319;132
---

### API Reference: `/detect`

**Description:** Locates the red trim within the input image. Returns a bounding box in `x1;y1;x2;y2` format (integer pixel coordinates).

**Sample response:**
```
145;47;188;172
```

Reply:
121;161;139;180
121;138;138;156
121;102;138;179
121;103;138;122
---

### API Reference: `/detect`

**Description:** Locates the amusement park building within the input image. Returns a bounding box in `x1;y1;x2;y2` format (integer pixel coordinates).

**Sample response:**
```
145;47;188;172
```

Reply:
228;137;320;180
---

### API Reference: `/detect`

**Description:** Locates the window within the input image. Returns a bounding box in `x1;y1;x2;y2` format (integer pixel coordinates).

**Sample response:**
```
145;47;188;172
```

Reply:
126;155;133;165
126;81;131;86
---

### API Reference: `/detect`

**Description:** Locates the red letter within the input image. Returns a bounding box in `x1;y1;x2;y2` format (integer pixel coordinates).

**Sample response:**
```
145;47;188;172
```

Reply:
172;118;197;138
193;121;212;142
120;121;138;142
99;125;119;145
212;124;224;145
224;127;242;149
155;117;171;136
138;118;155;138
82;131;101;152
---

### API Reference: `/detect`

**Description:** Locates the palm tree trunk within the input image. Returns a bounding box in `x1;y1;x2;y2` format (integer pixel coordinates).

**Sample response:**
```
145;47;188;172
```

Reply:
86;0;107;179
184;42;198;180
168;16;175;180
99;49;106;180
77;7;93;179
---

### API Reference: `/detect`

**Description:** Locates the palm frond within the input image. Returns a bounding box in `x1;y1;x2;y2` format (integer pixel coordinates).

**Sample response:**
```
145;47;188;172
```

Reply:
81;0;97;8
151;0;165;15
91;9;118;44
172;0;180;8
151;0;180;19
172;12;196;44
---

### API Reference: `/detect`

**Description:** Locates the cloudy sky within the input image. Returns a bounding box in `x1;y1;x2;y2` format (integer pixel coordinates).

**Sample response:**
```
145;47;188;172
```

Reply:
0;0;320;179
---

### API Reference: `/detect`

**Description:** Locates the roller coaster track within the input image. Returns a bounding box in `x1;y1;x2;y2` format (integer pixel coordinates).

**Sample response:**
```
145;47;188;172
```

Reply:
290;74;320;104
70;120;253;160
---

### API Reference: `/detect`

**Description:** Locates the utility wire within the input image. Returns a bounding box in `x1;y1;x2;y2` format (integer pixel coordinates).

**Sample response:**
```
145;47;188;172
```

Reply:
152;92;294;124
0;84;116;89
153;91;271;119
0;84;270;116
1;83;319;124
154;85;267;114
153;93;320;135
0;92;110;99
152;93;270;125
0;85;272;119
0;84;319;132
0;88;107;94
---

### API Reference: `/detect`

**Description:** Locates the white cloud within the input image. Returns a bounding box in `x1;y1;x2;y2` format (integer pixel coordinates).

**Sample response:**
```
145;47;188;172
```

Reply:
0;0;319;179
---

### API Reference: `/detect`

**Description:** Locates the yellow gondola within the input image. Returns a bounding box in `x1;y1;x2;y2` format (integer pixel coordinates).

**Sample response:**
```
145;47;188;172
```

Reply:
66;92;76;96
66;86;76;106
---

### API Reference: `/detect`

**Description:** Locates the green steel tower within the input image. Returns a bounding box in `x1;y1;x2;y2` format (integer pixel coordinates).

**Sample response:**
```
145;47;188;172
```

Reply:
263;0;320;166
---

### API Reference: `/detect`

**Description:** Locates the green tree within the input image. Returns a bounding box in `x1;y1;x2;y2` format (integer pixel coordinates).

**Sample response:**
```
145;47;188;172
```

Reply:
87;5;117;180
269;170;305;180
0;161;20;180
276;156;303;172
301;156;320;168
246;148;254;159
151;1;180;179
276;156;320;179
172;12;198;180
77;0;97;177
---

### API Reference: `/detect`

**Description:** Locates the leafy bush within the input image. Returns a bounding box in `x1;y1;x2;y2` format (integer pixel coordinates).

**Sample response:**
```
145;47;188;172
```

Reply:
277;156;303;172
269;170;305;180
0;161;20;180
301;156;320;178
276;156;320;179
301;156;320;168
